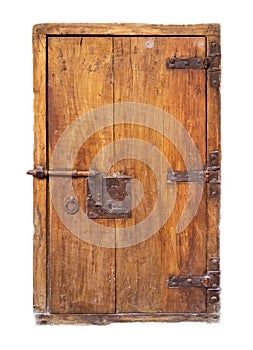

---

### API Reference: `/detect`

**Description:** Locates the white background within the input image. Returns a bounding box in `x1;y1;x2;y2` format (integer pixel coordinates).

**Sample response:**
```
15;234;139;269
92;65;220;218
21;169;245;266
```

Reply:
1;0;253;348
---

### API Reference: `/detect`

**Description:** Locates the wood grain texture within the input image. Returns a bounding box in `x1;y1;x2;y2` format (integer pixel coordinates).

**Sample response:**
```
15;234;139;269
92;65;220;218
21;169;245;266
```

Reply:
113;37;207;313
33;23;220;36
32;24;221;322
161;50;207;312
36;312;219;325
47;37;115;313
113;37;164;312
33;33;47;312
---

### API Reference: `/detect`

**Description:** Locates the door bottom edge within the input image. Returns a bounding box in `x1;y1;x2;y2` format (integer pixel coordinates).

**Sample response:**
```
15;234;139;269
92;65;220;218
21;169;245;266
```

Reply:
35;312;220;325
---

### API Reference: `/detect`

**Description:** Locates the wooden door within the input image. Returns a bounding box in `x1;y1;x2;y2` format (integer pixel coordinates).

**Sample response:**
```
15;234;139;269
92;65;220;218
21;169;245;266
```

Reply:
30;23;221;324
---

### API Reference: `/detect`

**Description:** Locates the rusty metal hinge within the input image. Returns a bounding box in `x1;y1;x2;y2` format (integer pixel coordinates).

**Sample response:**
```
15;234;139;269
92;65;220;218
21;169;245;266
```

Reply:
166;57;209;70
167;151;220;198
167;271;220;289
167;257;220;289
167;168;219;183
166;40;221;88
166;257;221;307
166;55;220;71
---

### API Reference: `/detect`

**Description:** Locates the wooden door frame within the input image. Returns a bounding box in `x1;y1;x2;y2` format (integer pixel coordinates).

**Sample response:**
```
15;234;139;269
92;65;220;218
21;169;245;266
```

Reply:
32;23;220;324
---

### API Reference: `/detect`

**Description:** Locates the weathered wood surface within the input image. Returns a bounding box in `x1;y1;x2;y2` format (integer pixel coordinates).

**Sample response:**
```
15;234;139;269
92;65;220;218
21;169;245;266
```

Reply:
33;32;47;313
113;36;207;313
36;312;219;325
47;37;115;313
32;23;221;323
33;23;220;36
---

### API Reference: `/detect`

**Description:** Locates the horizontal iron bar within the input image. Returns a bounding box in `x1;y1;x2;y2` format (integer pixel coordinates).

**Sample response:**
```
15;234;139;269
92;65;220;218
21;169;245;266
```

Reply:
167;169;220;183
166;54;220;70
27;167;132;180
167;271;220;289
166;57;208;69
27;166;90;179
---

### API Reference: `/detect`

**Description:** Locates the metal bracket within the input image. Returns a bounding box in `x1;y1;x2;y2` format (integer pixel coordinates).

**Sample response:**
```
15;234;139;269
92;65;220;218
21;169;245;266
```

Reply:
166;57;208;70
166;41;221;88
86;172;131;219
166;257;221;308
167;169;219;183
210;71;221;88
166;55;220;71
167;151;220;198
167;271;220;289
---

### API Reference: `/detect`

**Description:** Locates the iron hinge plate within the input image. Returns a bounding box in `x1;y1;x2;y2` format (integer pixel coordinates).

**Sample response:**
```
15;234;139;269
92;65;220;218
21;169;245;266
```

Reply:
166;257;221;307
166;271;220;289
166;55;220;71
209;70;221;88
167;151;220;188
167;168;220;183
166;57;208;70
166;40;221;88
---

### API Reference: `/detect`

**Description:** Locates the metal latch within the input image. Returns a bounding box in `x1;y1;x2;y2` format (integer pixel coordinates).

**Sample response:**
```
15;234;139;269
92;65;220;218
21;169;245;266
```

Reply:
86;172;131;219
27;167;132;219
26;166;90;179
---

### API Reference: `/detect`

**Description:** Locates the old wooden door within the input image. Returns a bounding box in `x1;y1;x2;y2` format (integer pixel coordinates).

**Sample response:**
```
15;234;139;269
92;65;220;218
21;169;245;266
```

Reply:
30;23;221;324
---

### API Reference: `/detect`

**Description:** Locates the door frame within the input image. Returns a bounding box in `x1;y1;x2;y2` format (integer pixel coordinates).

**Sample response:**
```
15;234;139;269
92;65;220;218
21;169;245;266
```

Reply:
32;23;220;325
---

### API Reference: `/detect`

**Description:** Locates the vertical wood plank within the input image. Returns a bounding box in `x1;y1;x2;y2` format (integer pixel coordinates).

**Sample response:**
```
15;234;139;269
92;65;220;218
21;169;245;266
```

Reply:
33;31;47;312
114;37;165;312
47;37;115;313
162;67;207;312
114;37;207;312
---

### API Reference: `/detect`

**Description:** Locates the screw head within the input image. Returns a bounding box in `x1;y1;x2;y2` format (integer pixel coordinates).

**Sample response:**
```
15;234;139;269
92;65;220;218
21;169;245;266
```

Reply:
211;257;219;264
210;295;218;303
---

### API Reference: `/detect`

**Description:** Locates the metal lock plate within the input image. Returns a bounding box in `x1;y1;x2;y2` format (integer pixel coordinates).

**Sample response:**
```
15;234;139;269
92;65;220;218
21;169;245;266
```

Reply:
86;172;131;219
